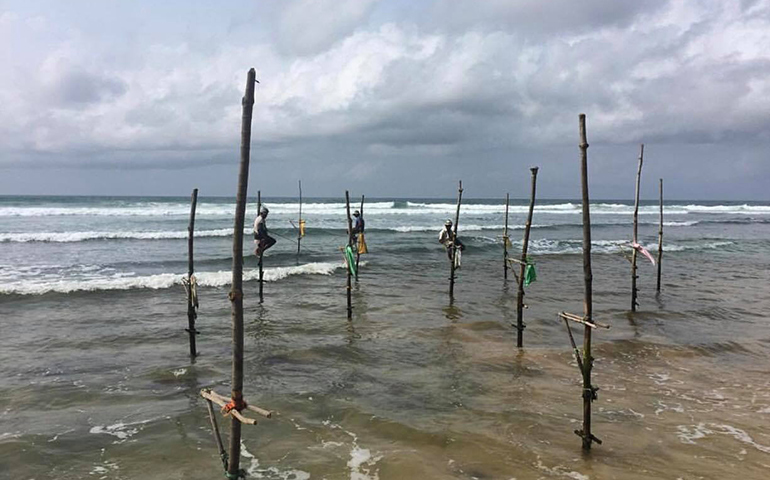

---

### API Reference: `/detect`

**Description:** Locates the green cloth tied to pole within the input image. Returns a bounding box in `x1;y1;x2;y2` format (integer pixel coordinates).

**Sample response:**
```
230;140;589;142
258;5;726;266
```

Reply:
345;245;357;277
524;257;537;286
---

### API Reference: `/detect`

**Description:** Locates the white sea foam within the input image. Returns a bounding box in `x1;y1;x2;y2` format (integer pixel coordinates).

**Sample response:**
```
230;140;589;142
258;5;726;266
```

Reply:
1;201;768;218
534;457;590;480
0;229;234;243
0;262;345;295
528;239;733;255
349;444;382;480
676;423;770;453
89;418;153;443
0;202;396;218
241;442;311;480
663;221;699;227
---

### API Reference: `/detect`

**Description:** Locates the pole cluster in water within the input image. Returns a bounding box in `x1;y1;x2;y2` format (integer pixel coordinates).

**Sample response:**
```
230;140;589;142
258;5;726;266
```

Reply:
190;70;666;474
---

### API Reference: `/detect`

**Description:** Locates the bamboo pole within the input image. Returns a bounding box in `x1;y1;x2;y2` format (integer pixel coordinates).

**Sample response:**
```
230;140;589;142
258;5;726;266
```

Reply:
631;144;644;311
226;67;256;478
656;178;663;292
297;180;302;259
186;188;199;357
345;191;353;319
449;181;463;298
257;191;264;304
578;113;597;450
503;193;510;280
355;195;364;277
516;167;539;348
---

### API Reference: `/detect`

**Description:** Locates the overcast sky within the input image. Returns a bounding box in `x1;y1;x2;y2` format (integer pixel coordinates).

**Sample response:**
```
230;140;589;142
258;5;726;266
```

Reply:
1;0;768;200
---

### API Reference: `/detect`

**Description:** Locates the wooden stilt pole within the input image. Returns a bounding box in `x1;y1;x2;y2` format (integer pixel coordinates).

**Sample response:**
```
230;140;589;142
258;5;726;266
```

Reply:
227;67;257;478
516;167;539;348
355;195;364;277
449;181;463;298
297;180;302;260
345;191;353;319
257;191;264;304
503;193;510;280
186;188;199;357
656;178;663;292
631;144;644;311
578;113;597;450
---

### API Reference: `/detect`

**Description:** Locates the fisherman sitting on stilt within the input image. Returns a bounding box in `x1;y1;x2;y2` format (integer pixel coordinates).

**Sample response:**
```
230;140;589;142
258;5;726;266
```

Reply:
438;219;464;263
254;206;276;257
351;210;367;252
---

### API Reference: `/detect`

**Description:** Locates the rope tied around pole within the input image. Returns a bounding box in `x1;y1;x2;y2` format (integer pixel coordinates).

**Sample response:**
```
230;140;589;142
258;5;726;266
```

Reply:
228;289;243;302
222;397;248;415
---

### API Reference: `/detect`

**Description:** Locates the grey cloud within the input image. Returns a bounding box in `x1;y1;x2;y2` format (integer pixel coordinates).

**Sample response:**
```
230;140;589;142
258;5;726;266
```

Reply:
275;0;378;56
52;69;127;106
429;0;670;36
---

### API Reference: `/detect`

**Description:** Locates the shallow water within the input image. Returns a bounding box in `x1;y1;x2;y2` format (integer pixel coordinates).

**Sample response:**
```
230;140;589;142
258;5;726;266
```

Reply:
2;196;770;479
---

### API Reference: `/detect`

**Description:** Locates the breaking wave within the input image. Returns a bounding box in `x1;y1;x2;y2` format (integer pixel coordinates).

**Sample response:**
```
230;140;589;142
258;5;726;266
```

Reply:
2;201;769;218
0;262;345;295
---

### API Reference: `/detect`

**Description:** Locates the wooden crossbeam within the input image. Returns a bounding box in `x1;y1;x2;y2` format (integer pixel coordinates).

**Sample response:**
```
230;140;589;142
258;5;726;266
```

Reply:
558;311;610;330
200;388;272;426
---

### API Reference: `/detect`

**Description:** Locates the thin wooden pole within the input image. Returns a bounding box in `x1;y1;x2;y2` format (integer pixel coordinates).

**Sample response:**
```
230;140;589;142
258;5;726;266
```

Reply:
345;191;353;319
503;193;510;280
297;180;302;259
205;399;228;470
631;144;644;311
227;67;256;478
186;188;198;357
579;113;595;450
516;167;539;348
257;191;264;304
656;178;663;292
355;195;364;277
449;181;463;298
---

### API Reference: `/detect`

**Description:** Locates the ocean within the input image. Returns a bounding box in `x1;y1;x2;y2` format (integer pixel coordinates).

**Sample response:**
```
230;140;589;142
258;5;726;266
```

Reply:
1;195;769;479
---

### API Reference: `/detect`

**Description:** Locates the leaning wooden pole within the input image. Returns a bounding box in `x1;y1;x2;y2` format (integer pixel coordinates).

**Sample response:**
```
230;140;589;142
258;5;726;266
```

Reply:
297;180;302;259
631;144;644;311
355;195;365;276
186;188;199;357
257;191;264;304
656;178;663;292
516;167;539;348
579;113;595;450
503;193;510;280
345;191;354;319
449;181;463;298
227;67;256;478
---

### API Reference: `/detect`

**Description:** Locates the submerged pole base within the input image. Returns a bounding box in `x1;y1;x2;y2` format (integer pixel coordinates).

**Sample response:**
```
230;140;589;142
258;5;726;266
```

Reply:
574;429;603;446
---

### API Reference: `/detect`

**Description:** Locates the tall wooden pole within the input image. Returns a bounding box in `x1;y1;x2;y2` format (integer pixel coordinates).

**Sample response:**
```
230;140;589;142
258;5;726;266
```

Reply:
345;191;353;319
186;188;199;357
516;167;539;348
449;181;463;298
297;180;302;259
503;193;510;280
656;178;663;292
227;67;256;477
355;195;364;277
579;113;595;450
257;191;264;304
631;144;644;311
